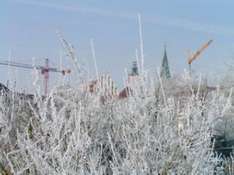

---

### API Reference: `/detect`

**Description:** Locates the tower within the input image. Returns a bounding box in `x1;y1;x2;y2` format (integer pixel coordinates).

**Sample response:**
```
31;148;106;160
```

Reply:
160;46;171;79
130;61;139;76
128;61;140;84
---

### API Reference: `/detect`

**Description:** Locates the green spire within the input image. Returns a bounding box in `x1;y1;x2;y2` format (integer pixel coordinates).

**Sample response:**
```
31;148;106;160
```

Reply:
160;45;171;79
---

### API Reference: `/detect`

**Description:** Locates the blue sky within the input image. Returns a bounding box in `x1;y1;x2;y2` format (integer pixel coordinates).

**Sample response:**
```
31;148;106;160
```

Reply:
1;0;234;92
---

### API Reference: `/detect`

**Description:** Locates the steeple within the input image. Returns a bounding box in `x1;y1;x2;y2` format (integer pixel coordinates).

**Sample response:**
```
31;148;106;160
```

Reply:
160;45;171;79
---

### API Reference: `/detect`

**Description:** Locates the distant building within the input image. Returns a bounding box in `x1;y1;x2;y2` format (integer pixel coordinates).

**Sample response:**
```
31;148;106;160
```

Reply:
0;83;9;94
81;74;118;103
130;61;139;76
118;87;132;99
119;61;141;99
127;61;140;84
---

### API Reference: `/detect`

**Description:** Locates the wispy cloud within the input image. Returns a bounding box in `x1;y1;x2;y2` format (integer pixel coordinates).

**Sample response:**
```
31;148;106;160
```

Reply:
11;0;136;20
11;0;234;37
146;16;234;37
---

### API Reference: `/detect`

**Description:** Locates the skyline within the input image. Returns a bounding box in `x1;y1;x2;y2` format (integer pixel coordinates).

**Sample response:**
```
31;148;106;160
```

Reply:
1;0;234;92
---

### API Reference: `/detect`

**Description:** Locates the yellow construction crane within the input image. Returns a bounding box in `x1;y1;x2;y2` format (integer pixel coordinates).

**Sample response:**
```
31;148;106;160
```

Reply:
188;39;213;71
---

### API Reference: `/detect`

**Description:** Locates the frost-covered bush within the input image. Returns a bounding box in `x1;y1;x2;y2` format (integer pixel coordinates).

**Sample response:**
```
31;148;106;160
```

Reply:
0;73;232;175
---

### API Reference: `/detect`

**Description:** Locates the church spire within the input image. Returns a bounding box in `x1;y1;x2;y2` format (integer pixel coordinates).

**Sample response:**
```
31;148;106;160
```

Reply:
160;45;171;79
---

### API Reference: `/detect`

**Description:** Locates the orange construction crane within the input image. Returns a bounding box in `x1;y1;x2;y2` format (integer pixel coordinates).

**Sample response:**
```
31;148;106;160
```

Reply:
188;39;213;66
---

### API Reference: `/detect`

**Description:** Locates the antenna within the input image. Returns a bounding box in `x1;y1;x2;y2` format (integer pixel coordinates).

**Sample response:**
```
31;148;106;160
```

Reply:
138;13;144;74
90;38;99;79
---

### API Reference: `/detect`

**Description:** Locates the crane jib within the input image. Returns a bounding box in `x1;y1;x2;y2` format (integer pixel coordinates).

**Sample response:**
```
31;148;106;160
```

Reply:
0;59;71;95
188;39;213;65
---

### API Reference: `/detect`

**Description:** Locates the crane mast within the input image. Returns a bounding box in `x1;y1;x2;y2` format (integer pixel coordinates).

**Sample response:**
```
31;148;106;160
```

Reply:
0;58;71;95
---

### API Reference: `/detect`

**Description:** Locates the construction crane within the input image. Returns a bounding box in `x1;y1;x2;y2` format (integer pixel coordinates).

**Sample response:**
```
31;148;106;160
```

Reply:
188;39;213;72
57;31;88;80
57;31;81;73
0;58;71;95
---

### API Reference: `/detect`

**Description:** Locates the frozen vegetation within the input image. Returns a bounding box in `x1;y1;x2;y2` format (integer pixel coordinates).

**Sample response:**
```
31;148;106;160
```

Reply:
0;32;233;174
0;69;234;175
